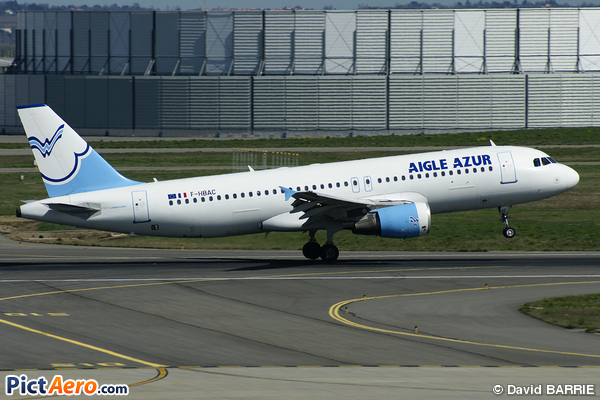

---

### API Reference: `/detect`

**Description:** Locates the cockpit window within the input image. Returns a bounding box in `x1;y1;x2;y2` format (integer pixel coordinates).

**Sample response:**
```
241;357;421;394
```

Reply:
534;157;557;167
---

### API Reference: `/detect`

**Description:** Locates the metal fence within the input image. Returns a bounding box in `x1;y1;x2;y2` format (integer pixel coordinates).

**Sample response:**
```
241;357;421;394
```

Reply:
15;9;600;76
2;73;600;131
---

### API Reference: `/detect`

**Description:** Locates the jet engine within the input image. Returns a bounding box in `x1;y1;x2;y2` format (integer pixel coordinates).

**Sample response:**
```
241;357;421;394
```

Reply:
352;202;430;238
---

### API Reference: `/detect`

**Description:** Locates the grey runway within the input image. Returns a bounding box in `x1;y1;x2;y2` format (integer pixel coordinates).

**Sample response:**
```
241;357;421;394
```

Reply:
1;239;600;398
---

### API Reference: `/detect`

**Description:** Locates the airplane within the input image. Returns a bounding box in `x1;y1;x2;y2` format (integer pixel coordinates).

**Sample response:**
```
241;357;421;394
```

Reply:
16;104;580;262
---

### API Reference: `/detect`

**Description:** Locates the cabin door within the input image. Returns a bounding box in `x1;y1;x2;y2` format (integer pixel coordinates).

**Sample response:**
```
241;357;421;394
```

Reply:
132;190;150;223
497;152;517;184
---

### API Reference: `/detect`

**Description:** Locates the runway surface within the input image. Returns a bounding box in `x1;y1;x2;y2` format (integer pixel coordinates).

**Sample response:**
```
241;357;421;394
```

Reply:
1;236;599;398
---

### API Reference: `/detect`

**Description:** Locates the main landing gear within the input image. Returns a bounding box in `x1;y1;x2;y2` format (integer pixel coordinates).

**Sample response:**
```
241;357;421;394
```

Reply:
499;205;516;238
302;230;340;262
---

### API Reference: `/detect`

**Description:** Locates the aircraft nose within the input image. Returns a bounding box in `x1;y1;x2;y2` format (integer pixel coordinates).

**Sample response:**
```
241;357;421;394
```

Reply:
563;165;580;189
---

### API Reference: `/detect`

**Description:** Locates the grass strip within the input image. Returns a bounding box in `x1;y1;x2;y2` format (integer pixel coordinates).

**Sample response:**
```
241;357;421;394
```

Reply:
3;126;600;150
3;147;600;169
520;294;600;333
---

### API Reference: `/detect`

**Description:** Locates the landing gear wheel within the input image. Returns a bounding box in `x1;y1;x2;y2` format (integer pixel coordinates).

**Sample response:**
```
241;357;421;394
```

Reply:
499;206;516;239
302;242;321;260
503;227;516;239
320;244;339;263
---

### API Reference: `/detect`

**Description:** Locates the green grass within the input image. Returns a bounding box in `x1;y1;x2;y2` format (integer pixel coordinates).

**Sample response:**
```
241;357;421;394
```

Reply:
3;126;600;150
520;294;600;333
3;147;599;170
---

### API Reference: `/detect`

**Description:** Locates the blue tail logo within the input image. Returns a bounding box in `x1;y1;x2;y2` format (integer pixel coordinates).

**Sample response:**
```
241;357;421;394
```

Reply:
28;125;64;158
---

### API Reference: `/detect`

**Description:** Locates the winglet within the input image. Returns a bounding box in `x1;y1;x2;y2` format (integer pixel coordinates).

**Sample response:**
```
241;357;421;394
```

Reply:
490;140;497;147
279;186;297;201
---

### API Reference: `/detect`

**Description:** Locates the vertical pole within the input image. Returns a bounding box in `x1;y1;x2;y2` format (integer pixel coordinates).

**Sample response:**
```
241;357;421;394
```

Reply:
525;73;529;129
512;8;521;75
70;11;74;75
386;9;391;132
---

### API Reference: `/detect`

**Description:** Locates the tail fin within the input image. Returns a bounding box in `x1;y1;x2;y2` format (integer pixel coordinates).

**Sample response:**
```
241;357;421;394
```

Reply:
17;104;141;198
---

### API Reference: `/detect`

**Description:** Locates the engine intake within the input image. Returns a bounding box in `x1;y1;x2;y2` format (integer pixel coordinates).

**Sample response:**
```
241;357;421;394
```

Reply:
352;202;430;238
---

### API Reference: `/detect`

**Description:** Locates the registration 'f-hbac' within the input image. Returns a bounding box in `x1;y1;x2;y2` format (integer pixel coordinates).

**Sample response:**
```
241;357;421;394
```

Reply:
16;104;580;261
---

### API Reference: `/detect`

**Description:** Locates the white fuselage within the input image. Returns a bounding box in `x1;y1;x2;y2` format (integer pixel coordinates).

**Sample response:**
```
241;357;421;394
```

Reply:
19;145;579;238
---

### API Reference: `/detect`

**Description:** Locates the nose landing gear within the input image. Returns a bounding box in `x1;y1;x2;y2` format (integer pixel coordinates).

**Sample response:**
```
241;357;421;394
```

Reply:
499;206;516;238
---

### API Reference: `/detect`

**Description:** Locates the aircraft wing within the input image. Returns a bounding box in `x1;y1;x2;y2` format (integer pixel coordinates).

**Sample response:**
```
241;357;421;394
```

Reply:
279;186;415;226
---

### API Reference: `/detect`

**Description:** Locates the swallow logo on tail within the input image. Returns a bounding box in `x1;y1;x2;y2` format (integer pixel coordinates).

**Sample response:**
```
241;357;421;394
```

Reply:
28;125;64;158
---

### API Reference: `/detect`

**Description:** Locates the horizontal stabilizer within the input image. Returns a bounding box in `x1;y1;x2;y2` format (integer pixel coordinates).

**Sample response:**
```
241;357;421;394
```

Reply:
45;202;101;219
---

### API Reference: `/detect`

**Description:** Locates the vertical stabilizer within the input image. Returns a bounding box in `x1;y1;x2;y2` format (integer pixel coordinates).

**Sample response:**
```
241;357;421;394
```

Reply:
17;104;141;197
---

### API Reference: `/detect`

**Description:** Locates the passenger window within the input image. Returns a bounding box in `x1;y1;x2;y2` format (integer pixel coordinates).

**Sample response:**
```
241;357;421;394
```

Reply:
410;175;414;180
256;191;261;196
265;190;269;195
320;184;325;189
193;198;197;203
185;198;189;204
402;176;406;181
305;186;309;191
273;189;277;194
201;197;206;202
465;169;469;174
480;167;484;172
433;172;437;177
449;170;453;176
169;200;173;206
489;166;493;171
233;194;237;199
377;178;382;183
353;181;358;186
386;177;390;182
177;199;181;205
441;171;445;176
425;173;429;178
249;192;253;197
313;185;317;190
344;181;349;187
296;187;301;191
457;170;462;175
328;183;333;188
209;196;213;201
533;158;541;167
417;174;422;179
241;193;245;198
473;168;477;173
394;176;398;182
217;195;221;200
336;182;341;188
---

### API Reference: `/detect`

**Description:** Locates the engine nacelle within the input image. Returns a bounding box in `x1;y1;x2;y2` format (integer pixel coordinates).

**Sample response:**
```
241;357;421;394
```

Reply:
352;202;430;238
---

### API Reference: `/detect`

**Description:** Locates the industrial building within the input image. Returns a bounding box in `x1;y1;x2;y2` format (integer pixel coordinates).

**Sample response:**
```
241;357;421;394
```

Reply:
4;8;600;136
